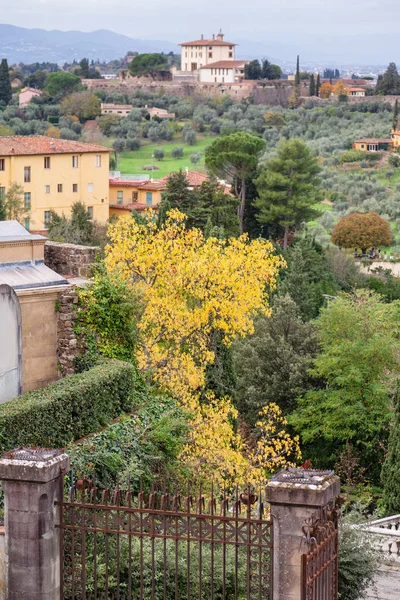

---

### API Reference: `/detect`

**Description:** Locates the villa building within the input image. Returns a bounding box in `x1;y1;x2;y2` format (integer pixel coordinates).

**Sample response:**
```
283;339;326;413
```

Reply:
0;136;110;232
180;31;236;72
199;60;248;83
353;138;391;151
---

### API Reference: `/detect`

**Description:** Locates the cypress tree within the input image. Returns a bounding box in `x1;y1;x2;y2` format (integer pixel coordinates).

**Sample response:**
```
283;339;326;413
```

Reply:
316;73;321;97
382;383;400;514
309;74;315;96
393;98;399;129
0;196;6;221
0;58;12;105
295;55;300;86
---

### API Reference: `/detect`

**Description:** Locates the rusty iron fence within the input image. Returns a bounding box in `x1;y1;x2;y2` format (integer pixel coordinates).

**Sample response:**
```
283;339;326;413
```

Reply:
301;518;339;600
57;477;272;600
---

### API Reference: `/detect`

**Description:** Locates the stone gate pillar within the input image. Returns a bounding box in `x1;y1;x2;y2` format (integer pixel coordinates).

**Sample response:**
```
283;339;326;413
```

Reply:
0;448;70;600
266;468;340;600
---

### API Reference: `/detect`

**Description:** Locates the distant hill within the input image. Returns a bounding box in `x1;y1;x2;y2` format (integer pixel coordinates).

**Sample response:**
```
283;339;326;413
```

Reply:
0;24;179;64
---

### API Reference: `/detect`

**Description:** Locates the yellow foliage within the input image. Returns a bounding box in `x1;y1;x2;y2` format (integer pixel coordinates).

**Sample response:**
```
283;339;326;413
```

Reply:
319;82;333;99
181;397;301;486
105;210;298;485
333;79;349;96
45;125;61;139
105;209;284;404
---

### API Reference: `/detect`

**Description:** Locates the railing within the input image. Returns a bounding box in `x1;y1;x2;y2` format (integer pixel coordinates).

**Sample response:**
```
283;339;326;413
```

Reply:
301;519;339;600
363;514;400;562
57;478;272;600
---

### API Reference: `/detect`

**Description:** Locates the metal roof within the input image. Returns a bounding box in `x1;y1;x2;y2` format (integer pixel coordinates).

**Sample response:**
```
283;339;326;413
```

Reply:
0;261;68;290
0;220;45;243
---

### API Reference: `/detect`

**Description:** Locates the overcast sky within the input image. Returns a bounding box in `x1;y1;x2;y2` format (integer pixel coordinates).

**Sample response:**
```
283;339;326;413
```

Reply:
0;0;397;64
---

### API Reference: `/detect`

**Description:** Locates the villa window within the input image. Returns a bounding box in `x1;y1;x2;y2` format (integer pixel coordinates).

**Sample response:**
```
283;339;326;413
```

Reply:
24;192;31;209
117;190;124;204
44;156;51;169
0;159;4;171
95;155;101;168
87;207;93;219
44;185;50;194
72;156;79;168
88;183;94;192
73;183;78;193
24;166;31;183
146;192;153;206
209;53;213;58
24;218;30;231
57;184;63;193
44;211;51;228
229;52;233;58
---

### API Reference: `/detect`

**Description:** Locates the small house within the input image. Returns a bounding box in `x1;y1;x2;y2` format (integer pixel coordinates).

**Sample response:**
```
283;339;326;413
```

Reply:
353;138;391;152
348;87;366;97
19;88;42;108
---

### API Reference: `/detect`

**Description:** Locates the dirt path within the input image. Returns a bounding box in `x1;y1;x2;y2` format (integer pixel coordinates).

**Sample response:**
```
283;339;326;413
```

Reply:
366;564;400;599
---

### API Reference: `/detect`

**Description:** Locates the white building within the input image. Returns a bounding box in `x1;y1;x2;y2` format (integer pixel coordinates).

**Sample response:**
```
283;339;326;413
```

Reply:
180;31;236;72
348;87;366;97
199;60;248;84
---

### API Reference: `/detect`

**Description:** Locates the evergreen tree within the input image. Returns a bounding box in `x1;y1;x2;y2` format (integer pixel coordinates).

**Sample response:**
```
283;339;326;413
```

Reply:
393;98;399;129
244;60;262;80
0;195;6;221
79;58;90;78
0;58;12;105
254;139;322;249
375;62;400;95
159;170;195;215
295;55;300;86
382;383;400;514
316;73;321;97
309;74;316;96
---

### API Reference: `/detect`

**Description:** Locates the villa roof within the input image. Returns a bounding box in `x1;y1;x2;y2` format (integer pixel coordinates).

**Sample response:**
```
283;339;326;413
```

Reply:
349;87;366;92
200;60;247;70
110;171;210;190
0;136;110;156
109;203;157;212
180;39;236;47
355;138;391;144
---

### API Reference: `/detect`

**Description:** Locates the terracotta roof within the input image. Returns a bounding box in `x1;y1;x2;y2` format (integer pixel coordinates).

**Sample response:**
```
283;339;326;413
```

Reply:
180;40;236;47
349;87;365;92
200;60;247;70
354;138;391;143
0;136;110;156
109;178;166;190
109;178;145;187
159;170;208;187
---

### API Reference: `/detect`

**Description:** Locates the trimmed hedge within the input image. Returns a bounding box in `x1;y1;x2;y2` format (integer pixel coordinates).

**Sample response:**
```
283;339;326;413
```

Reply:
0;359;136;452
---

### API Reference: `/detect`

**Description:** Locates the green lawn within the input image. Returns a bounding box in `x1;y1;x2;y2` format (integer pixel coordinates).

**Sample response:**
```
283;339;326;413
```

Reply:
116;134;217;178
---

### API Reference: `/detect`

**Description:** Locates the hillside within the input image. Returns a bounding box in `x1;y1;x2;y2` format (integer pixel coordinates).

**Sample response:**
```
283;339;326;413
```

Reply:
0;23;178;64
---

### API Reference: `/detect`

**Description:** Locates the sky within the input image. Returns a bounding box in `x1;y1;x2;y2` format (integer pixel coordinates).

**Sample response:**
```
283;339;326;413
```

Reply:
0;0;398;64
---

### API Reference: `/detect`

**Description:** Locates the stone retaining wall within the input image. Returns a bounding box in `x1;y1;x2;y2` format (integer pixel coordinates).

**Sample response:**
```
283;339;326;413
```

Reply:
57;286;82;377
44;241;100;278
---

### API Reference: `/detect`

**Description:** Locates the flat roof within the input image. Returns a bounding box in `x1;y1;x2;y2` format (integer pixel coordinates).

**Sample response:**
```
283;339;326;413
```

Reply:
0;261;68;290
0;220;45;242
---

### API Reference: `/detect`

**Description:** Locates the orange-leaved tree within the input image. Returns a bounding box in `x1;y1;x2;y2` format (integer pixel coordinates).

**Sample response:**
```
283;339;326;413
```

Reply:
319;82;333;99
333;79;349;96
331;212;392;253
105;210;300;484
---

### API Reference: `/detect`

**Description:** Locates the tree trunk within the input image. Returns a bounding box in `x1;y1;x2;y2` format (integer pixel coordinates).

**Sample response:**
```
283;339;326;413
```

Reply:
238;178;246;235
283;226;289;250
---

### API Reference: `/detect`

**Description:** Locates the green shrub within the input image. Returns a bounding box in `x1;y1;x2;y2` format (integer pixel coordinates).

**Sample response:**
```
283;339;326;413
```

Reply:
340;150;382;164
0;359;137;451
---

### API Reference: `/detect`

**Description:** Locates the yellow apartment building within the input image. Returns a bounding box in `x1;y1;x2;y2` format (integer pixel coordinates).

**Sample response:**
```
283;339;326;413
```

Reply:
0;136;110;232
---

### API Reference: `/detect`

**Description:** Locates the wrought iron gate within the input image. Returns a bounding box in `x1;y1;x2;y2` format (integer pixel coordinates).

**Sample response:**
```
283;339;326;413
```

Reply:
301;518;339;600
57;478;272;600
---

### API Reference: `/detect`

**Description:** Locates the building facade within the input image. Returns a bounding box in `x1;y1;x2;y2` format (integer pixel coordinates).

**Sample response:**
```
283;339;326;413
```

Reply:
180;32;236;72
199;60;248;83
19;88;42;108
0;137;110;232
353;138;391;151
101;103;133;116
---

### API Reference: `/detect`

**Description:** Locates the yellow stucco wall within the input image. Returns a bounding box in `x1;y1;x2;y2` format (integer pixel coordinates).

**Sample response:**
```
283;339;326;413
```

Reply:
17;288;61;393
0;151;110;231
353;142;368;151
392;131;400;149
181;43;235;71
109;185;163;207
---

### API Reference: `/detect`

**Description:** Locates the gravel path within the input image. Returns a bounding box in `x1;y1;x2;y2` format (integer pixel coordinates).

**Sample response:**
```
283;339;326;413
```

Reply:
366;564;400;599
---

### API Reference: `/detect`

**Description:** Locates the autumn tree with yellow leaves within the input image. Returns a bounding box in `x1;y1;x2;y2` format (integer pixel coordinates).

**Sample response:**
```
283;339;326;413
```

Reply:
104;210;300;484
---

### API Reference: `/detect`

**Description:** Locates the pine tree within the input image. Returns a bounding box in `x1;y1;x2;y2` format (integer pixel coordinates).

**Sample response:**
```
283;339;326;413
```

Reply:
295;55;300;86
309;74;315;96
316;73;321;97
393;98;399;129
382;383;400;514
0;59;12;105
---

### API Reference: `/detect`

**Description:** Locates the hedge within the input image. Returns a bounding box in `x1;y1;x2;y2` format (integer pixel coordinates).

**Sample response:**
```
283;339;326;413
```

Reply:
0;359;137;453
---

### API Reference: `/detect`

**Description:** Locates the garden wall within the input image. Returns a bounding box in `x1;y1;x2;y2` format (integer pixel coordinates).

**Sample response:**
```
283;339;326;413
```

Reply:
44;241;100;278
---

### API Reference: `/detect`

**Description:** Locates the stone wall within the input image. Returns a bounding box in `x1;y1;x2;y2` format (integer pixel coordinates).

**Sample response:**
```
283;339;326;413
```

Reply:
44;241;100;278
83;78;310;106
57;286;82;377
